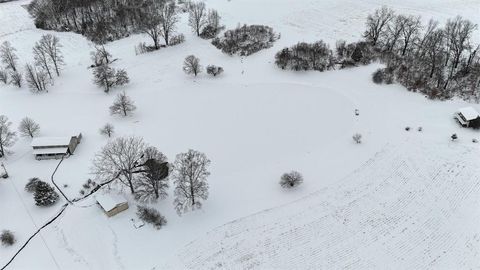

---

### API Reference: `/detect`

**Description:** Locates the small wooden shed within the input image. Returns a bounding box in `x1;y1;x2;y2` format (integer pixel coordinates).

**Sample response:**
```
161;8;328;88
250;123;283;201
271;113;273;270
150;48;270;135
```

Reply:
96;194;129;217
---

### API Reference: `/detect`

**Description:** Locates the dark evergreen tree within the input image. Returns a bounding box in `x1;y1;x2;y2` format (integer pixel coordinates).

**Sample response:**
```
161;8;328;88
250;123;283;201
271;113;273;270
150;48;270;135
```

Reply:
33;181;59;206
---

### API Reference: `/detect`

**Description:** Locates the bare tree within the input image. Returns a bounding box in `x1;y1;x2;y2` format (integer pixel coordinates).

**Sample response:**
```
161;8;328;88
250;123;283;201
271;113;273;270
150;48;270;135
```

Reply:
9;71;22;88
99;123;115;137
352;133;362;144
90;46;112;67
159;3;179;46
0;41;19;72
25;64;49;93
18;117;40;138
188;1;207;36
173;149;210;215
279;171;303;188
183;55;202;76
110;92;136;116
385;15;406;52
37;34;64;76
400;15;421;56
91;136;147;194
93;64;116;93
0;115;17;158
206;9;221;32
364;6;395;46
0;69;7;84
134;147;170;203
33;42;54;80
140;9;163;50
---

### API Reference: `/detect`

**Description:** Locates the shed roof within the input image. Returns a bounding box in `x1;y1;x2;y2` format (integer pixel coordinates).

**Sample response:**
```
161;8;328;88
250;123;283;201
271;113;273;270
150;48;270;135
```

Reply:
33;147;68;155
96;194;128;212
458;107;480;121
31;137;72;147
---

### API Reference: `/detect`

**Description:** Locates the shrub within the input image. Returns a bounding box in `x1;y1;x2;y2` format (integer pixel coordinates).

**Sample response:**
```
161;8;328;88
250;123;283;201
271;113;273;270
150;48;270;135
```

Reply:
472;138;478;143
206;65;224;77
25;177;42;193
352;133;362;144
418;127;423;132
451;133;458;141
212;24;278;56
34;181;59;206
469;117;480;129
405;126;410;131
372;69;384;84
275;41;335;72
169;34;185;46
136;206;167;229
279;171;303;188
0;69;8;84
1;230;15;246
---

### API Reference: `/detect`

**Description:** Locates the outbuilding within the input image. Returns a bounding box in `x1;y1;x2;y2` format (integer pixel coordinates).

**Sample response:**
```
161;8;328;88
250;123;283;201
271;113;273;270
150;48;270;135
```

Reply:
455;107;480;127
31;133;82;160
96;194;129;217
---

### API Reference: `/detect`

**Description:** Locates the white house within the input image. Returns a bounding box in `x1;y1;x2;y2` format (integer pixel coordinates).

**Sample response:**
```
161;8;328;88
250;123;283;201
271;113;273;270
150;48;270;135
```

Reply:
96;193;129;217
455;107;480;127
31;133;82;160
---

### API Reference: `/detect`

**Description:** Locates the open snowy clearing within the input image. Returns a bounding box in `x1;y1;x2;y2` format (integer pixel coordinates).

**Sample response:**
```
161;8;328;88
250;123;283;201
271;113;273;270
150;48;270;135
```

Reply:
0;0;479;269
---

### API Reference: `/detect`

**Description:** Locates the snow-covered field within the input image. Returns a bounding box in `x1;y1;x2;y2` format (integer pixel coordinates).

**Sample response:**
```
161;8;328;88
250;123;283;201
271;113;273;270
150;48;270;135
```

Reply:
0;0;479;269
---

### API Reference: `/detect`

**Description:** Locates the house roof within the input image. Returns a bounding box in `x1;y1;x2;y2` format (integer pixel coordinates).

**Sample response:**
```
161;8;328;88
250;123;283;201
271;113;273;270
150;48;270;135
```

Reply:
31;137;72;147
96;194;128;212
33;147;68;155
458;107;480;121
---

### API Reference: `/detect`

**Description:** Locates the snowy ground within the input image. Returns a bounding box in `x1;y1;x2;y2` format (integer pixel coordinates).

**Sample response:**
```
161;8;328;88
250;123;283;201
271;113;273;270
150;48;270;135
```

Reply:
0;0;479;269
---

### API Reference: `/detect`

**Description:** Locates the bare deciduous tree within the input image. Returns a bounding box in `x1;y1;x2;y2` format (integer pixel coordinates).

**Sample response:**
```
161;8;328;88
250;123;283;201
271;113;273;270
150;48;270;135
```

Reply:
93;64;116;93
188;1;207;36
9;71;22;88
134;147;169;203
109;92;136;116
33;42;54;80
99;123;115;138
352;133;362;144
0;41;19;72
183;55;202;76
279;171;303;188
18;117;40;138
37;34;64;76
0;69;7;84
400;15;421;56
25;64;49;93
91;136;147;194
364;6;395;46
173;149;210;215
159;3;179;46
0;115;17;158
90;46;112;67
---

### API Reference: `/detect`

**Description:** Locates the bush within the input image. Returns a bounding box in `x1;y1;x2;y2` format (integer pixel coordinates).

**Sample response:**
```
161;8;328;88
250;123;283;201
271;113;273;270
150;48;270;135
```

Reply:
25;177;42;193
372;69;384;84
275;41;335;71
206;65;224;77
469;117;480;129
451;133;458;141
280;171;303;188
136;206;167;229
212;24;278;56
405;126;410;131
1;230;15;246
418;127;423;132
34;181;59;206
0;69;8;84
472;138;478;143
169;34;185;46
352;133;362;144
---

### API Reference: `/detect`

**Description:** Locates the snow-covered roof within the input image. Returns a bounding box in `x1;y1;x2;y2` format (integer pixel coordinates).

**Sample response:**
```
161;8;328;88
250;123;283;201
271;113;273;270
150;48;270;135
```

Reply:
31;137;72;147
33;147;68;155
96;194;128;212
458;107;480;121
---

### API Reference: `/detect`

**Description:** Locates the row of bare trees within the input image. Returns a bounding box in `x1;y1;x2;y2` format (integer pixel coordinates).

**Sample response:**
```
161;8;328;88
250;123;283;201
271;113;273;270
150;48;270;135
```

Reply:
0;35;64;93
365;7;479;100
91;136;210;215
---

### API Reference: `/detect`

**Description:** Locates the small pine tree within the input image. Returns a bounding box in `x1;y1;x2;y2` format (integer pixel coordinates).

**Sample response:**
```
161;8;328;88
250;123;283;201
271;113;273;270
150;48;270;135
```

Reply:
33;181;59;206
0;230;15;246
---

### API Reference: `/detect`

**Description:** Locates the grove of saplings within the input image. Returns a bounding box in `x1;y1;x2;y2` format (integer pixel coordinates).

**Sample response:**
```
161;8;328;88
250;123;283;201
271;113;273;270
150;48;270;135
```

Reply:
275;7;480;102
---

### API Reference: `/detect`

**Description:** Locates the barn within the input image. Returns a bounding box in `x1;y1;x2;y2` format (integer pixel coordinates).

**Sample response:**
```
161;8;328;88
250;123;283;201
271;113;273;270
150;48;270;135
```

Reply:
455;107;480;127
31;133;82;160
96;194;129;217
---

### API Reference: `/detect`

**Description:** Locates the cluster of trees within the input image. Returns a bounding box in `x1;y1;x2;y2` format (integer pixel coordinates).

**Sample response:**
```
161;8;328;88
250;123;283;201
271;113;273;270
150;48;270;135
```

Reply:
28;0;175;44
212;24;279;56
183;55;223;77
91;47;129;93
91;137;211;215
275;40;374;71
0;35;64;93
187;1;223;39
365;7;479;100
